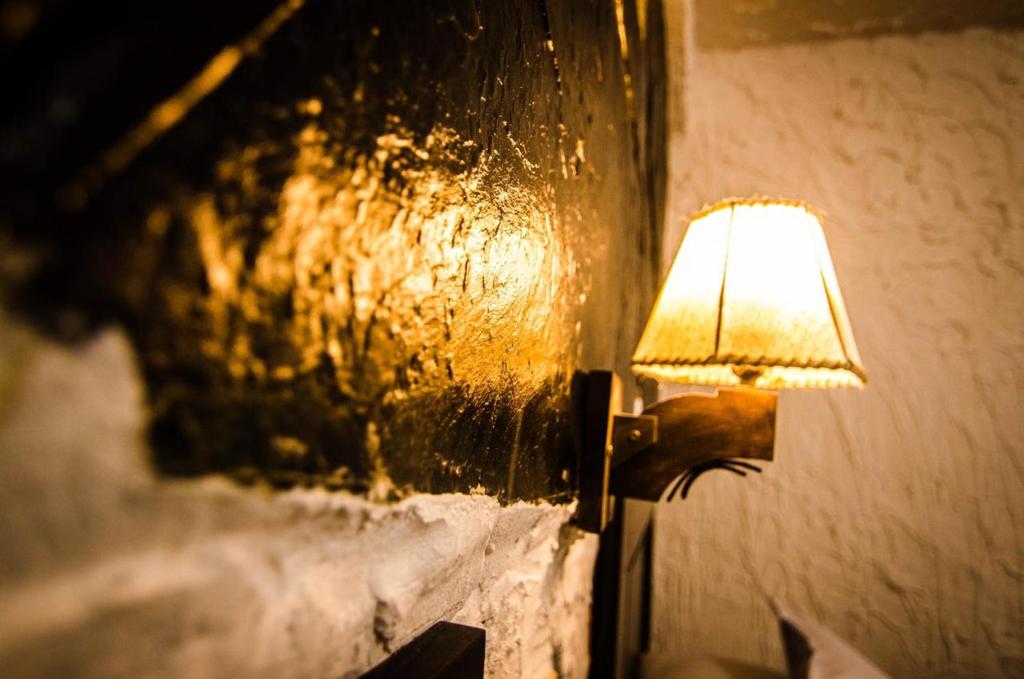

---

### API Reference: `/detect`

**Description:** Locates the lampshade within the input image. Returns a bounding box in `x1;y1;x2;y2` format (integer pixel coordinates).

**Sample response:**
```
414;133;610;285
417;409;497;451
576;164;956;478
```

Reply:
632;198;866;389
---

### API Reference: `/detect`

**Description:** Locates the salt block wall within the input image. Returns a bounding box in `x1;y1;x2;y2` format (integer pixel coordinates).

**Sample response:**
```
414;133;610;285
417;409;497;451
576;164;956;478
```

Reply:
0;316;598;678
0;1;668;676
653;27;1024;678
0;0;664;501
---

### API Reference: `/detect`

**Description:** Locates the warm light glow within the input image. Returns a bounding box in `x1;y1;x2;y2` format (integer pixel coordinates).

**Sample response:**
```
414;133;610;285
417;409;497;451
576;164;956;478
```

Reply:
632;198;866;389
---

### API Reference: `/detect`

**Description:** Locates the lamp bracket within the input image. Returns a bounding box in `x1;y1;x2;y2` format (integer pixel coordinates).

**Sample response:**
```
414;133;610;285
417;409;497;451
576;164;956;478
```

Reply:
610;414;658;467
574;371;777;533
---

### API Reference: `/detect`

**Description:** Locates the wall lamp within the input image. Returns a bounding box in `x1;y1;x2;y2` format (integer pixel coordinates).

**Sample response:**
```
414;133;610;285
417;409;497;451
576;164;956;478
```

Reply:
577;197;866;533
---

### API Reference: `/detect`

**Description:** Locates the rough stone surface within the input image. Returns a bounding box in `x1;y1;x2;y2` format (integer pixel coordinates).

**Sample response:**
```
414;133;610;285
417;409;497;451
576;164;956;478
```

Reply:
0;317;599;678
652;27;1024;678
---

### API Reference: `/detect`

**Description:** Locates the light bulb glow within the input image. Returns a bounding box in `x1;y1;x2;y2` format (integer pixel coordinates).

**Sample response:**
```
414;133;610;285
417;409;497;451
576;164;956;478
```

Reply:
632;198;866;389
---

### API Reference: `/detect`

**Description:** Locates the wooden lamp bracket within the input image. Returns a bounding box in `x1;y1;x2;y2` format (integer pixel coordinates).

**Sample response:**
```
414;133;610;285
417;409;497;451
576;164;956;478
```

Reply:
575;370;777;533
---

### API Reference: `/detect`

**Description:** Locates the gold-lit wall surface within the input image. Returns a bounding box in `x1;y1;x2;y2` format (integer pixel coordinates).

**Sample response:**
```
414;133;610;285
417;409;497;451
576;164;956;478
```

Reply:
0;1;665;677
0;1;666;501
652;13;1024;679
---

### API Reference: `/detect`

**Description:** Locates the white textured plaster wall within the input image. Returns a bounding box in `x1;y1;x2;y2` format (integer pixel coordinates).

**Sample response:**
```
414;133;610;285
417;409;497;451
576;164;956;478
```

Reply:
653;27;1024;678
0;317;597;678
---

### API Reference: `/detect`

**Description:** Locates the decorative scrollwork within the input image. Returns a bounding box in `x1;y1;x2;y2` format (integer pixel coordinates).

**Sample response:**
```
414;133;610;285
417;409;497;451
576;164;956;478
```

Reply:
665;459;763;502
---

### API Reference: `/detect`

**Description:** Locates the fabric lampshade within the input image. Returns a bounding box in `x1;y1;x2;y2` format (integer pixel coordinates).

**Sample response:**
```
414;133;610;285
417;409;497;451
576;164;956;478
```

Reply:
632;198;866;389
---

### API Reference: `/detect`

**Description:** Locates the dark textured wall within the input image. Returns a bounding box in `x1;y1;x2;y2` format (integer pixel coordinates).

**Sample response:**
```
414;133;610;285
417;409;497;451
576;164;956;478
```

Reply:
0;0;665;502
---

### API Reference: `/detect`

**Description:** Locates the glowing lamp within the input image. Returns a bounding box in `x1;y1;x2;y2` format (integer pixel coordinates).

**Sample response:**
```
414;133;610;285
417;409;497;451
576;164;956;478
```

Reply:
632;198;865;389
576;197;866;533
578;198;868;678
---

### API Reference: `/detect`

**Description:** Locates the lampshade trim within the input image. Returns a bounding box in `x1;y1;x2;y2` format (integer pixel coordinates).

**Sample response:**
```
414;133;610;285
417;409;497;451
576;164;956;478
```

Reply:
688;195;826;226
631;354;868;384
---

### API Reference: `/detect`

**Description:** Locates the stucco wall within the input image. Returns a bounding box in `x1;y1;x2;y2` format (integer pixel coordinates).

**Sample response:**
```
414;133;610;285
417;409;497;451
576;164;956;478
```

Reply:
652;27;1024;678
0;316;598;678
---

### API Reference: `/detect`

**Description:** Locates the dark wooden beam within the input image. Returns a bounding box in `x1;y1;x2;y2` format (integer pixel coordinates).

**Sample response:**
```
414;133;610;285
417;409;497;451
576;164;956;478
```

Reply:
576;370;620;534
362;621;485;679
